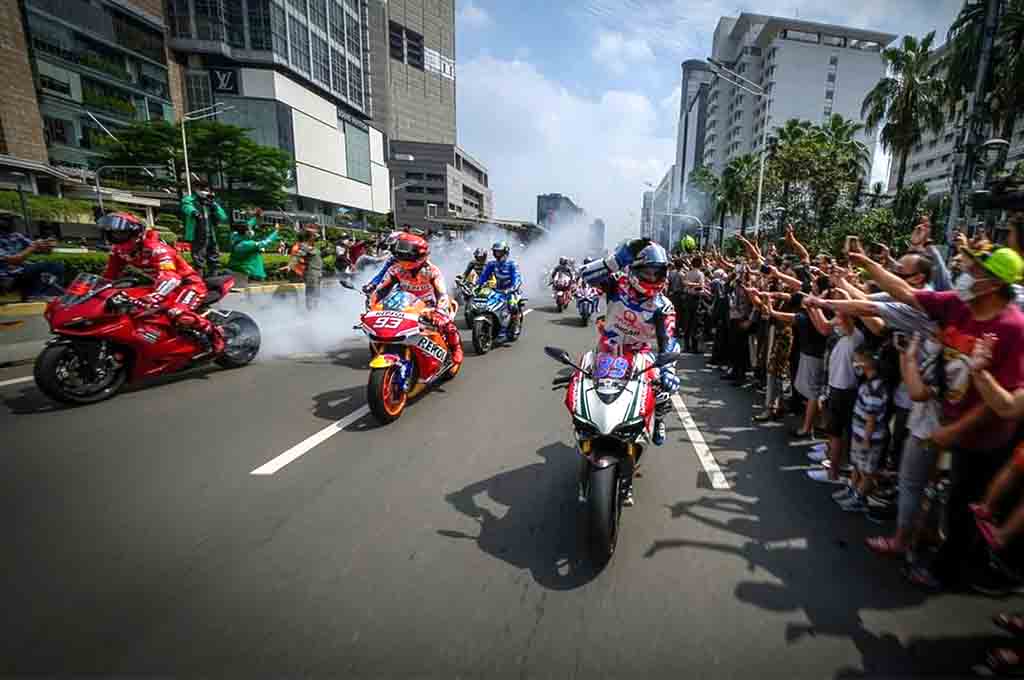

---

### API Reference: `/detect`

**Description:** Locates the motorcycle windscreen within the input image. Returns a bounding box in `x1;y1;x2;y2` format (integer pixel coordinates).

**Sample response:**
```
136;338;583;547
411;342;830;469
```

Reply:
381;290;419;311
60;273;103;305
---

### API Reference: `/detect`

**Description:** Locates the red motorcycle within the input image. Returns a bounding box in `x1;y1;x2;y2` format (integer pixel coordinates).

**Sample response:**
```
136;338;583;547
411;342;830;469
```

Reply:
552;273;573;313
34;272;261;404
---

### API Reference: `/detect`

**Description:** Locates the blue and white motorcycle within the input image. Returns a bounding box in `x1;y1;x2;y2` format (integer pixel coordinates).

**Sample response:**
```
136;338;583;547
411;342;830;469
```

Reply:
574;283;600;326
468;286;525;354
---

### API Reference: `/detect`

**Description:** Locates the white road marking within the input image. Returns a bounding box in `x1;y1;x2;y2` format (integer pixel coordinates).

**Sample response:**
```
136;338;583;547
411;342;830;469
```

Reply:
0;376;33;389
670;393;730;490
523;308;533;316
250;405;370;475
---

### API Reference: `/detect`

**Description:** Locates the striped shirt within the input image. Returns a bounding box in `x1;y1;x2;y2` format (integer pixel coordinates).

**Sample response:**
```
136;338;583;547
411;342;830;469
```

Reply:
852;377;889;444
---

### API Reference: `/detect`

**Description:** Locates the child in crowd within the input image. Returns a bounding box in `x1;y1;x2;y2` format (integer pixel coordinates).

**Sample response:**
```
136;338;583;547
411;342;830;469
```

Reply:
836;346;890;513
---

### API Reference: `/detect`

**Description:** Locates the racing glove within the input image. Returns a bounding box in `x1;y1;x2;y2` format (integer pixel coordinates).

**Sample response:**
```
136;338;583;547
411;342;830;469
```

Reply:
659;366;681;393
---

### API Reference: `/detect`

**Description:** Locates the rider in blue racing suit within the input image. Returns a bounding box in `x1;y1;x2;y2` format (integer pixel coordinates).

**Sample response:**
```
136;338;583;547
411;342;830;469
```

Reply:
476;240;524;336
580;239;680;484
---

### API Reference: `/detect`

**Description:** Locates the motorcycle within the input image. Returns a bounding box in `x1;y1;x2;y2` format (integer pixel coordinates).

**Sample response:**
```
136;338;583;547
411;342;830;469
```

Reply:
545;345;679;563
357;288;460;423
468;285;525;355
552;273;573;313
574;284;599;326
454;272;478;327
34;272;260;404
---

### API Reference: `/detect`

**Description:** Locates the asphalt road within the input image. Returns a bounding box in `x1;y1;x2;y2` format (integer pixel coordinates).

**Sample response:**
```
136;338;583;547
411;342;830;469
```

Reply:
0;304;1015;678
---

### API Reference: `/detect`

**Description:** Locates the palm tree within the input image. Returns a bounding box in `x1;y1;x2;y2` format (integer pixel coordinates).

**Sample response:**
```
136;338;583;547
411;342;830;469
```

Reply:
816;113;871;177
992;0;1024;143
862;32;947;193
867;181;887;208
690;165;727;247
721;154;759;234
770;118;815;222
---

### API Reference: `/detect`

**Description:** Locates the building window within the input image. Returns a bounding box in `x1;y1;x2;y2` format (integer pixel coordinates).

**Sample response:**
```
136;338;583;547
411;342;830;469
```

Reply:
912;162;921;172
926;159;935;168
822;35;845;47
783;29;819;43
250;0;273;50
405;172;424;179
331;48;346;93
271;3;289;57
288;0;306;16
406;199;425;207
312;34;329;84
195;0;225;41
309;0;327;29
40;74;72;96
827;72;836;83
289;16;310;72
348;60;363;107
43;117;69;145
346;12;361;56
945;132;954;143
825;89;834;100
167;0;192;38
942;153;951;163
829;55;839;66
405;186;424;193
344;121;370;183
226;0;245;47
185;71;213;111
330;1;345;42
389;20;404;61
426;187;444;195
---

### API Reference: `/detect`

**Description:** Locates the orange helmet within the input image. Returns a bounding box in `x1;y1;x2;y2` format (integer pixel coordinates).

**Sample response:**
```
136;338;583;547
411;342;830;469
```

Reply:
393;233;430;270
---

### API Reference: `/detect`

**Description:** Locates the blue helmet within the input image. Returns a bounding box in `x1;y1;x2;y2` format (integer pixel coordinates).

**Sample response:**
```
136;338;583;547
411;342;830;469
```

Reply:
492;241;510;260
629;243;669;297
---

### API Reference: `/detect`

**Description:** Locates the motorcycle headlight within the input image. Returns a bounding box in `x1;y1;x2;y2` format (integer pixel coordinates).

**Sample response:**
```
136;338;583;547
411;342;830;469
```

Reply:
594;378;627;404
612;417;645;440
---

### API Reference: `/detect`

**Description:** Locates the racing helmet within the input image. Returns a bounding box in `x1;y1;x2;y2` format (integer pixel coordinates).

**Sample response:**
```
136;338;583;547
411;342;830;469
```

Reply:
492;241;510;260
98;212;145;244
629;243;669;298
558;256;569;267
583;257;594;265
393;233;430;270
473;247;487;263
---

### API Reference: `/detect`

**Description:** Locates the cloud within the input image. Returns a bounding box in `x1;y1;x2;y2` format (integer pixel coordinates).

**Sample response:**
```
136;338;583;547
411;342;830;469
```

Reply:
457;1;491;28
591;31;655;75
457;56;675;242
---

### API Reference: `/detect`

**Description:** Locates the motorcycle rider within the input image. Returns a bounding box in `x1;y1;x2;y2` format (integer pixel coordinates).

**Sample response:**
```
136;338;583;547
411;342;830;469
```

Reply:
580;238;680;472
368;233;463;366
550;256;575;288
476;241;524;333
463;248;488;280
98;212;225;354
361;232;401;295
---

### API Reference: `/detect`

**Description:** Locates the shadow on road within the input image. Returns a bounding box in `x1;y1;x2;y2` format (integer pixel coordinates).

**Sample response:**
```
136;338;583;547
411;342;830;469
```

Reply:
437;441;601;590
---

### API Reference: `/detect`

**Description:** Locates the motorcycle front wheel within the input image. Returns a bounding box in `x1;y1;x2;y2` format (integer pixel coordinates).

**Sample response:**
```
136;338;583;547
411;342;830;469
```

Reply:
213;311;261;368
34;342;127;404
472;318;493;354
367;365;407;423
588;465;620;564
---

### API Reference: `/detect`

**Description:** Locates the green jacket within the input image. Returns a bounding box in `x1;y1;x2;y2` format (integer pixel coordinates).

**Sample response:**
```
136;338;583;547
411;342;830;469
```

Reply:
227;223;279;280
181;193;228;241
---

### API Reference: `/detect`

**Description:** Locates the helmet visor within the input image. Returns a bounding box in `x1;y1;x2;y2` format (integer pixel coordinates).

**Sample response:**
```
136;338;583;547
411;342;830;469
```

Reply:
98;214;140;243
392;239;422;262
632;264;667;284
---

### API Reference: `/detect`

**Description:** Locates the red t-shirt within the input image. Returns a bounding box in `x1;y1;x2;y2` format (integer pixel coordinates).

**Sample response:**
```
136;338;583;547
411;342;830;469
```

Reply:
916;289;1024;450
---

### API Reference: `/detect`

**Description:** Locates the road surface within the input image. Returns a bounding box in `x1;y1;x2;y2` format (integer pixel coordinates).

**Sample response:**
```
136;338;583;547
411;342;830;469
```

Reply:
0;305;1011;677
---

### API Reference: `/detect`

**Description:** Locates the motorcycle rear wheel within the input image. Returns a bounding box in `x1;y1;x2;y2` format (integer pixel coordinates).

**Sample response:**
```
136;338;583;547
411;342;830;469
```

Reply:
588;466;620;564
213;311;261;368
367;365;407;423
580;313;590;326
34;342;127;404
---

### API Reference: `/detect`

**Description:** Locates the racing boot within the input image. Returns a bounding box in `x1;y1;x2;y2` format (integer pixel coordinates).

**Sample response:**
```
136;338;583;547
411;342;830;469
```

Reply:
653;418;667;446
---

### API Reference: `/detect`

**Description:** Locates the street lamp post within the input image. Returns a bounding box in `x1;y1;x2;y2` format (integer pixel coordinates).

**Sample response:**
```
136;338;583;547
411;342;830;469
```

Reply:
390;153;416;230
708;58;770;237
180;103;234;196
654;212;704;252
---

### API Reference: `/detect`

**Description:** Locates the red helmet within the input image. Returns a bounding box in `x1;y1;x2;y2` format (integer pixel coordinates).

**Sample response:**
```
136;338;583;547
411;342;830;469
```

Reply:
393;233;430;270
98;212;145;244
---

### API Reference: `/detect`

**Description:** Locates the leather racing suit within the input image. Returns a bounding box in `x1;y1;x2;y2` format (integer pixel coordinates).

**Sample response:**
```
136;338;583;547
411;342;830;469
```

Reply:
102;229;224;353
477;258;523;314
370;260;463;364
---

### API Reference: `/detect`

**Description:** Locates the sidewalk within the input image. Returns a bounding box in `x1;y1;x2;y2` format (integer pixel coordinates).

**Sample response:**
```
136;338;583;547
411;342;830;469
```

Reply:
0;280;337;366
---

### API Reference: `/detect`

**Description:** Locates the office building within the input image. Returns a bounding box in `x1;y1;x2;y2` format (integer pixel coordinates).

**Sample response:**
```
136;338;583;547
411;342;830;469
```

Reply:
671;60;713;212
368;0;455;145
651;164;673;249
640;190;654;238
702;13;895;176
389;140;490;233
536;193;584;229
2;0;177;184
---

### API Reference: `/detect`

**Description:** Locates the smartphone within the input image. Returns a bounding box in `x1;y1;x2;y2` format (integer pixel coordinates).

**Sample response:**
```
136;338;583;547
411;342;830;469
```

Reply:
893;332;909;352
760;263;771;274
844;235;860;253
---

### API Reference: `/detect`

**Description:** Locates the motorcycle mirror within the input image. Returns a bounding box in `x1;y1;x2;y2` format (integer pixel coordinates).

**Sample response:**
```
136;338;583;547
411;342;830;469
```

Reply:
655;352;681;368
337;278;356;290
543;346;572;365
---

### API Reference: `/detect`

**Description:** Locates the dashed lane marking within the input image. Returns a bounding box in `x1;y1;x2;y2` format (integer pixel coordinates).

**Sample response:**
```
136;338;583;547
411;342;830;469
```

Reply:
670;393;731;490
250;405;370;476
0;376;33;389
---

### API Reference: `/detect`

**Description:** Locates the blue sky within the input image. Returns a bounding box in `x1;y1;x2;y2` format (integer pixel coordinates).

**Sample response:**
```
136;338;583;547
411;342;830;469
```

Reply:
453;0;965;243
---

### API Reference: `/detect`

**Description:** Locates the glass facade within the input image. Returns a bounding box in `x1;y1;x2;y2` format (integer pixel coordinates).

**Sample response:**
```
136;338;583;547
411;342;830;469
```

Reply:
343;120;370;184
23;0;173;170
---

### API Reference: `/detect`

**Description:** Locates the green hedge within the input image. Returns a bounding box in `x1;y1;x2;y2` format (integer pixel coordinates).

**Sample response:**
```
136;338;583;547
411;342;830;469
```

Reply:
26;251;336;283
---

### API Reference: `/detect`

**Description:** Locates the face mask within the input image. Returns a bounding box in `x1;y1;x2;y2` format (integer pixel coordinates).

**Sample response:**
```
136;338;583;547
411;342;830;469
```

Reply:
854;365;865;378
955;272;977;301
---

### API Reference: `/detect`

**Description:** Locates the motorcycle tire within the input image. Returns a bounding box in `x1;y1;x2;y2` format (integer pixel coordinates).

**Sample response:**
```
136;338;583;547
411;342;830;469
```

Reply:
472;318;493;355
580;313;590;326
556;301;564;313
34;342;127;404
588;466;620;563
367;365;406;423
213;311;261;368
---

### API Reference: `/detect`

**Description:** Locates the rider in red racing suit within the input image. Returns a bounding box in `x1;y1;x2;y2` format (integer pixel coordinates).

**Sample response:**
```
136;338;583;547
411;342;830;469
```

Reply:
99;212;224;354
368;233;463;366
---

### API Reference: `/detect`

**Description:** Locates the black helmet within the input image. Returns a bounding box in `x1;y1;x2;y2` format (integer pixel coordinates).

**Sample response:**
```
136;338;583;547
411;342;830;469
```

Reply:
474;247;487;262
583;257;594;265
98;212;145;244
492;241;510;260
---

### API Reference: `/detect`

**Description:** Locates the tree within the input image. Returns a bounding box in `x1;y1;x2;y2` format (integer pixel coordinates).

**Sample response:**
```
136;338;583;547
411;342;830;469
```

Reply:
866;181;887;208
720;154;758;234
770;118;815;223
862;32;947;193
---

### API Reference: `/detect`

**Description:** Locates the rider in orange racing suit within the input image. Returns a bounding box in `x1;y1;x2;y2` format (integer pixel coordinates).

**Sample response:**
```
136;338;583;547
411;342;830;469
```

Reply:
368;233;464;366
99;212;225;354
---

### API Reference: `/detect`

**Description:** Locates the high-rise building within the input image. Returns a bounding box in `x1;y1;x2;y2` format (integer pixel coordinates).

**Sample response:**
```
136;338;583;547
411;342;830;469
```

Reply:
536;193;583;228
166;0;391;217
640;191;654;238
368;0;455;145
389;140;490;233
651;164;673;248
702;13;895;177
671;60;713;212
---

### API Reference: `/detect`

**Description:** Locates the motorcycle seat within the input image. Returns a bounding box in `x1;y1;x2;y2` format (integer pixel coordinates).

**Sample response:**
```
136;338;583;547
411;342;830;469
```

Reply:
201;275;233;305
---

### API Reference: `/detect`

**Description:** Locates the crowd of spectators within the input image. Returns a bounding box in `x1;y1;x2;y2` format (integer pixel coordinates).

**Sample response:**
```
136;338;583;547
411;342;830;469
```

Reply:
668;212;1024;673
